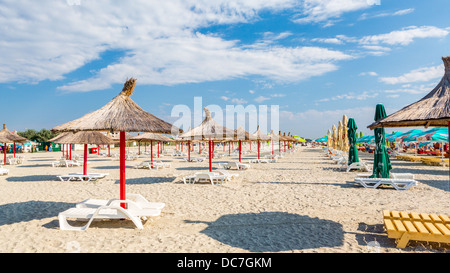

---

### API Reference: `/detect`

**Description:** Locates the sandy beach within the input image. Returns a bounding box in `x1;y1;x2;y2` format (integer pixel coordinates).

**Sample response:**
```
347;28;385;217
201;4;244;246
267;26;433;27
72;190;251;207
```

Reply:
0;145;449;253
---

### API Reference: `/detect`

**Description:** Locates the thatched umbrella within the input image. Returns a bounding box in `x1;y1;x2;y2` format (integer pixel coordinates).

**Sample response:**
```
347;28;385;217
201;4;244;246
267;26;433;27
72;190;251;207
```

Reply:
132;133;171;164
368;56;450;189
343;115;349;152
268;130;280;155
52;78;178;207
332;125;338;150
178;107;235;172
327;129;333;149
51;131;114;176
251;126;270;160
235;126;252;162
0;124;27;165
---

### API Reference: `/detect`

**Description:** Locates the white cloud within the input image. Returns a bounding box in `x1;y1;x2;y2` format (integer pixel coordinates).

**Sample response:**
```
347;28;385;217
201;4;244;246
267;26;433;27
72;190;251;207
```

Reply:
318;91;378;102
359;8;414;20
359;71;378;76
380;65;443;85
254;96;271;103
0;0;355;92
249;90;255;94
280;106;375;138
293;0;375;25
359;26;449;46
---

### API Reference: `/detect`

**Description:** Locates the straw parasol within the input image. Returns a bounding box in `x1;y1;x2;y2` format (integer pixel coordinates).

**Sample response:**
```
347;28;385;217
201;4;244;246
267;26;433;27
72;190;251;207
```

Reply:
342;115;349;152
369;57;450;129
52;78;179;207
268;130;280;155
178;107;235;171
0;124;27;164
51;131;114;176
368;56;450;189
131;133;172;163
332;125;338;150
234;126;252;162
251;126;270;160
327;129;333;149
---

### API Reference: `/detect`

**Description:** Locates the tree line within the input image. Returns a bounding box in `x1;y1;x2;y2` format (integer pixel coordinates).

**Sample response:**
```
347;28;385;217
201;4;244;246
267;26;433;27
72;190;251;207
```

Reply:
16;129;59;143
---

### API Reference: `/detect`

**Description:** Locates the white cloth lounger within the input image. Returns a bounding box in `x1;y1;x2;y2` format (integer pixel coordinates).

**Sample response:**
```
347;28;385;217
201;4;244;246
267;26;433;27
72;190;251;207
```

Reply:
183;172;227;185
57;173;109;182
354;175;417;190
346;161;372;172
58;199;162;231
76;193;165;210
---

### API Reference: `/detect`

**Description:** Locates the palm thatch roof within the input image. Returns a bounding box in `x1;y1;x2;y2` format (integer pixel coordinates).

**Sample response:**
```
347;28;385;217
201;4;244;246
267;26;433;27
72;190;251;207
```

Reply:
0;124;27;143
111;132;135;142
250;126;270;141
52;78;179;134
369;56;450;129
178;107;235;140
234;126;252;141
48;131;114;145
268;130;280;141
131;132;173;142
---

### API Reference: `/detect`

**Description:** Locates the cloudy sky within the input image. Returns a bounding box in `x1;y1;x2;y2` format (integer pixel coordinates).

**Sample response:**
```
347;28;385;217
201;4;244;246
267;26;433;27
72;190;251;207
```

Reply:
1;0;449;139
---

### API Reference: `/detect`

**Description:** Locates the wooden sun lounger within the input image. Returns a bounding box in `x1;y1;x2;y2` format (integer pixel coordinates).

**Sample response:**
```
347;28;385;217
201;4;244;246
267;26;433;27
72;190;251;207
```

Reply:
383;210;450;248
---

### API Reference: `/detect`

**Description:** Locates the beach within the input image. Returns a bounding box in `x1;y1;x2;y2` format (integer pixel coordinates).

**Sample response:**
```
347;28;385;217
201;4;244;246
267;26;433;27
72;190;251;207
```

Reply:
0;146;449;253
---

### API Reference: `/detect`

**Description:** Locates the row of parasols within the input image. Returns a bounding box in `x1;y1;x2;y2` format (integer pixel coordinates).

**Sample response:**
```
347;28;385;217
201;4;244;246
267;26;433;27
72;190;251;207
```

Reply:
2;78;299;208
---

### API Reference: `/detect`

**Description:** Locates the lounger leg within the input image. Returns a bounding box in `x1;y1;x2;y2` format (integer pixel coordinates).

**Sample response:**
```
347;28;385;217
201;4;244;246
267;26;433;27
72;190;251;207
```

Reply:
58;214;91;231
396;233;411;248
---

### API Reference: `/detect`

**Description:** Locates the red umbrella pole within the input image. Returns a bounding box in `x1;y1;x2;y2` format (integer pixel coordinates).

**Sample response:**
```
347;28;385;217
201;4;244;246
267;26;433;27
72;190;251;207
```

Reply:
239;140;242;163
209;138;212;172
150;140;154;168
120;131;126;209
272;140;274;155
138;141;141;155
83;144;88;176
448;122;450;191
70;145;72;160
258;140;260;160
188;141;191;162
62;143;64;157
13;142;15;158
108;145;110;157
3;143;6;165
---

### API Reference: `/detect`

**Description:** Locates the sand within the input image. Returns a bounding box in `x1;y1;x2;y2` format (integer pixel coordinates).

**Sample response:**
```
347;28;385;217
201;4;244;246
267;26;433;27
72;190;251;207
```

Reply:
0;145;449;253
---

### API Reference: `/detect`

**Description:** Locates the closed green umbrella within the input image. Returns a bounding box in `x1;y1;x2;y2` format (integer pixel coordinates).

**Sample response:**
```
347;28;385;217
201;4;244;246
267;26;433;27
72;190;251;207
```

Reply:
371;104;392;178
347;118;359;165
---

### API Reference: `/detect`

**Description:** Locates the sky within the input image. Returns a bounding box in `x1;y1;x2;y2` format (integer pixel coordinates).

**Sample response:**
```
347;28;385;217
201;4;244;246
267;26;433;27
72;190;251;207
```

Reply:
1;0;449;139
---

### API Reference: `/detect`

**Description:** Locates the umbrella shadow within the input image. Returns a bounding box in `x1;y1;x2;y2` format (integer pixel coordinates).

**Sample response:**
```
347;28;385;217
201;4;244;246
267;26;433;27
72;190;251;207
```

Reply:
113;176;177;185
5;175;57;182
185;212;344;252
0;201;74;227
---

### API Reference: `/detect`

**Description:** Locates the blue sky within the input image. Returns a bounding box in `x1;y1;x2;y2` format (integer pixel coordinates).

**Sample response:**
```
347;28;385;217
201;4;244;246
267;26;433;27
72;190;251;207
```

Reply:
1;0;449;139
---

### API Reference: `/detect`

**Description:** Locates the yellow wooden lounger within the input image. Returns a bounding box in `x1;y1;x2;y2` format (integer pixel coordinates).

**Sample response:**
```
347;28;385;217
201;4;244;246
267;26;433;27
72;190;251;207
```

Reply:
383;210;450;248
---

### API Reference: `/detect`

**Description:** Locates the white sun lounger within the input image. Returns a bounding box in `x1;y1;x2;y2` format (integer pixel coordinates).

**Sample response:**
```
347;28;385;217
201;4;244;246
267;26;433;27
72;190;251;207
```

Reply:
216;170;239;181
58;199;161;231
57;173;109;182
183;172;227;185
346;161;372;172
0;166;9;175
219;161;250;170
354;175;417;190
76;193;165;210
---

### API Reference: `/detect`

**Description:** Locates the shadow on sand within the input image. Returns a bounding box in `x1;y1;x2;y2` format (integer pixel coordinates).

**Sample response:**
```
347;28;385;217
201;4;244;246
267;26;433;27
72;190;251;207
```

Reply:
185;212;344;252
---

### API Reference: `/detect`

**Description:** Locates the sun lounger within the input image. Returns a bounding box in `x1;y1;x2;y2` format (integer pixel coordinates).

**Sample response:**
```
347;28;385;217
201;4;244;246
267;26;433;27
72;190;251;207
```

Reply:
383;210;450;248
76;193;165;211
219;161;250;170
216;170;239;181
0;166;9;176
183;172;227;185
57;173;109;182
354;175;417;190
52;159;84;167
249;159;270;163
346;161;372;172
58;199;161;231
